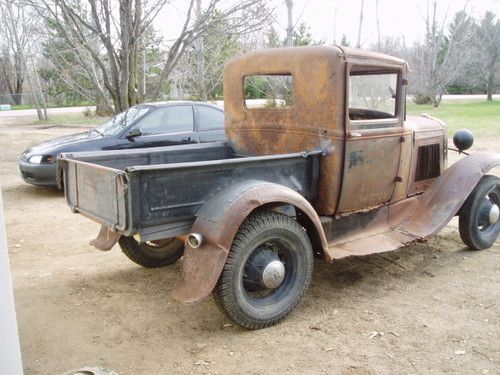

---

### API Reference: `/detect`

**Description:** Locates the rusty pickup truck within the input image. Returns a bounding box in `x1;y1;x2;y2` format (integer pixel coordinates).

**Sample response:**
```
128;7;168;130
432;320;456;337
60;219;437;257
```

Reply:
59;46;500;329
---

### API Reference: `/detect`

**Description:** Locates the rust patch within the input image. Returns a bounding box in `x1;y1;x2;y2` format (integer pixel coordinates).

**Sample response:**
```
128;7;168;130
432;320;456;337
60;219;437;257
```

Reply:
89;224;121;251
348;150;364;169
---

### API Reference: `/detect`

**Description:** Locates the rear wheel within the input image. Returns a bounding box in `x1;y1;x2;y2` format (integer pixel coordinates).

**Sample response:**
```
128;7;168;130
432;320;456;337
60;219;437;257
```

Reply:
118;236;184;267
459;175;500;250
214;211;313;329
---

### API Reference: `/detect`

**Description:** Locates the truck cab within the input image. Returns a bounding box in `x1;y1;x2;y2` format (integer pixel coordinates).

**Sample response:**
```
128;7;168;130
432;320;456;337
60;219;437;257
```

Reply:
225;46;445;215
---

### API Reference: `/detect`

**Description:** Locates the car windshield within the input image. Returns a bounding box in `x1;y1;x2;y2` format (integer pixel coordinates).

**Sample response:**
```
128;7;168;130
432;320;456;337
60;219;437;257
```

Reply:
94;106;150;136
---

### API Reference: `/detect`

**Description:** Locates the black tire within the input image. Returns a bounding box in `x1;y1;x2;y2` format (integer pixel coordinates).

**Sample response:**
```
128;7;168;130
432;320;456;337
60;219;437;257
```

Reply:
118;236;184;268
214;211;313;329
459;175;500;250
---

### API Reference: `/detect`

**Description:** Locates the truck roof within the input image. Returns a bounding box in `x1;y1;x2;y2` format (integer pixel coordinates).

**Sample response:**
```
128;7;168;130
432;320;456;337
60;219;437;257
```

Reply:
336;45;407;67
228;45;408;69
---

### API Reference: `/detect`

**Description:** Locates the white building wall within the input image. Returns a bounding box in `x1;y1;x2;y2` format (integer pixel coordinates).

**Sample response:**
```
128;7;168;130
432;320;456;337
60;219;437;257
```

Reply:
0;186;23;374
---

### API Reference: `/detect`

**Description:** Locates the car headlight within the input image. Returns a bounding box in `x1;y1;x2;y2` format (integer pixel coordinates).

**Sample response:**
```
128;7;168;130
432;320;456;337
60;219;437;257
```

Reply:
28;155;43;164
28;155;56;164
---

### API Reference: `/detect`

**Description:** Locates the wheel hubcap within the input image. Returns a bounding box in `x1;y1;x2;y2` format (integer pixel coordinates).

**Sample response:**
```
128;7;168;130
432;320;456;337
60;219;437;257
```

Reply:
489;204;499;224
243;245;286;292
261;260;286;289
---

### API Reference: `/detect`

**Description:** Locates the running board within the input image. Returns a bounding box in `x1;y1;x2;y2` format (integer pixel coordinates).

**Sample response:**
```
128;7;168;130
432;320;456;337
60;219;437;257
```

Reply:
326;230;418;260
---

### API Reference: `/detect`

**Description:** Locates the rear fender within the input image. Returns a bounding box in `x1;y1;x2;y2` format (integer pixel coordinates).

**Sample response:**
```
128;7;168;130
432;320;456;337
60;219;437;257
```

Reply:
171;180;327;304
401;152;500;238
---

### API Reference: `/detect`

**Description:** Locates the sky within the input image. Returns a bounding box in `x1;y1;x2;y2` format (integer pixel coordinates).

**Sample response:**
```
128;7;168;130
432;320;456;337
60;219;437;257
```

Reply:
280;0;500;46
156;0;500;48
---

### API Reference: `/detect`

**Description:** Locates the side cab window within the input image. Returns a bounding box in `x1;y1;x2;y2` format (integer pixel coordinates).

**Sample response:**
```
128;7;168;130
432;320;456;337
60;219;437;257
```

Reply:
348;67;401;128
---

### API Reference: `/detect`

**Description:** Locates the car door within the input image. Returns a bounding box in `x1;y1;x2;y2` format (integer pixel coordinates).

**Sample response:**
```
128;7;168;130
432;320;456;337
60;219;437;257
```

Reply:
121;104;198;149
337;65;408;213
195;104;225;142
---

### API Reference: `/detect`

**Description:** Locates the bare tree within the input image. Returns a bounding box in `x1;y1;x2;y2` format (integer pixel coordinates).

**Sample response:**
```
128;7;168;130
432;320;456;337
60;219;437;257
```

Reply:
194;0;207;100
476;12;500;100
0;2;39;105
174;4;273;100
27;0;269;113
409;3;476;106
148;0;272;102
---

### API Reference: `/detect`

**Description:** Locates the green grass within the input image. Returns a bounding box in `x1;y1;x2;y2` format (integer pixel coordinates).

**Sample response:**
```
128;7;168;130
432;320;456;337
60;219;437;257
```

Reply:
11;105;35;110
31;113;109;127
406;100;500;136
11;103;94;110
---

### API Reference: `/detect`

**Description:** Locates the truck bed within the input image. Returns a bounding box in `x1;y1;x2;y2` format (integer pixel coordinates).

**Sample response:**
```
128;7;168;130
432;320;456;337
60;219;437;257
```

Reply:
59;142;322;241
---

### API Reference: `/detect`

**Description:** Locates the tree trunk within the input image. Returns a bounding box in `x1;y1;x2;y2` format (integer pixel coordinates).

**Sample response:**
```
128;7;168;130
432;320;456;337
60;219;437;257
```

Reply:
31;58;48;120
486;76;493;101
486;53;497;101
285;0;293;47
96;96;114;116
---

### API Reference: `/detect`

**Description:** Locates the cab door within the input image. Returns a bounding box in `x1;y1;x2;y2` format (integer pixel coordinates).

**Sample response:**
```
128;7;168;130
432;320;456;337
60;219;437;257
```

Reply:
337;65;406;213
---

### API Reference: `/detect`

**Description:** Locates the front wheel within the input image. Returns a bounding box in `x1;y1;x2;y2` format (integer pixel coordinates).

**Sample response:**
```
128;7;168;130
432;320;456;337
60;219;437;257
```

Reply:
118;236;184;268
459;175;500;250
214;211;313;329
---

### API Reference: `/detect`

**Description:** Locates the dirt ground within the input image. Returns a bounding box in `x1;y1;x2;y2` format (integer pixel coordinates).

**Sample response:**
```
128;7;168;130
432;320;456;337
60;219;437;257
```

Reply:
1;114;498;375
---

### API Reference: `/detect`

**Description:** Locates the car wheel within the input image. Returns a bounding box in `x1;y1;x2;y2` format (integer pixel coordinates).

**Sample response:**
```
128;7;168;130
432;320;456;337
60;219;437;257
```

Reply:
118;236;184;267
459;175;500;250
214;211;313;329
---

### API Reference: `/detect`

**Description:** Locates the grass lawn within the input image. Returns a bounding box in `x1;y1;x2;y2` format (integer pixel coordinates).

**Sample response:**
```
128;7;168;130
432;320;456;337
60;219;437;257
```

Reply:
32;113;109;127
406;100;500;136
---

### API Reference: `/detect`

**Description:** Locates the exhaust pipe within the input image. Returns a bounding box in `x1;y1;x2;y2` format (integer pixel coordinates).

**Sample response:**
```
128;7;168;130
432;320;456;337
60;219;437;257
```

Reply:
187;233;203;248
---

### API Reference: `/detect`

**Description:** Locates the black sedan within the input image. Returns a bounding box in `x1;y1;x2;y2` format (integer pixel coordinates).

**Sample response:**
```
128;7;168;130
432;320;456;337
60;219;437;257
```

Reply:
19;101;225;187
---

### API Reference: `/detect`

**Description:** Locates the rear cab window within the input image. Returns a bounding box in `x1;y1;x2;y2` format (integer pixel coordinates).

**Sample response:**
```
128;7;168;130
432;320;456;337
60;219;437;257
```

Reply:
243;74;293;109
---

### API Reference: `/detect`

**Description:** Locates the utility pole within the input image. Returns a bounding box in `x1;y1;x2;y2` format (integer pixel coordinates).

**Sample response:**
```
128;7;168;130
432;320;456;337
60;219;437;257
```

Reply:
376;0;381;50
333;0;338;45
356;0;364;48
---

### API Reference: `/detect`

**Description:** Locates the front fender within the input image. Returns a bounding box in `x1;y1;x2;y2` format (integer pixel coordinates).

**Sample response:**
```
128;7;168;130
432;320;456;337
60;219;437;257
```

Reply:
401;152;500;238
171;180;327;304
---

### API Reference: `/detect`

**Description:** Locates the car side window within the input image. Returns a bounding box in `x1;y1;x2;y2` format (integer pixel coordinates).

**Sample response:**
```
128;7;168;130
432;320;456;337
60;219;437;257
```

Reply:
197;106;224;131
135;106;194;135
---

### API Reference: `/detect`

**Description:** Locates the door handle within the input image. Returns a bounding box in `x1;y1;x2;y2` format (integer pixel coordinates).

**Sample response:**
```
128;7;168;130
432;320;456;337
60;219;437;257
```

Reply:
181;136;191;142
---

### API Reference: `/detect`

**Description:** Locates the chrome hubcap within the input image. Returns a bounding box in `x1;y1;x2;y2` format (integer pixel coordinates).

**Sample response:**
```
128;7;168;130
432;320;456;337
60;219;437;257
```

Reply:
489;204;500;224
261;260;286;289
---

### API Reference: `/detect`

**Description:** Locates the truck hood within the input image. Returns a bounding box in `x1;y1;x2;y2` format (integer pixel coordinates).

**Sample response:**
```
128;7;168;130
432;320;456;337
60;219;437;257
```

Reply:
21;131;104;159
405;114;446;134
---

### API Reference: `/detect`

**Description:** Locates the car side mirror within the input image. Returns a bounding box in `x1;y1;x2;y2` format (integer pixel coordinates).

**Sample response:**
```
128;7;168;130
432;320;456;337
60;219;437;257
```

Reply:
127;128;142;138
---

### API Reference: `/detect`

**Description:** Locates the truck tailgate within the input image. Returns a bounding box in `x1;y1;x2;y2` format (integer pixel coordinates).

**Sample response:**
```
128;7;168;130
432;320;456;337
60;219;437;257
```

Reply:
62;159;128;231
